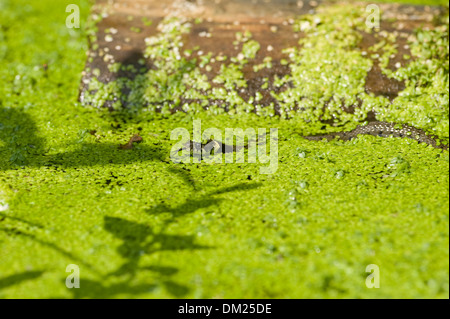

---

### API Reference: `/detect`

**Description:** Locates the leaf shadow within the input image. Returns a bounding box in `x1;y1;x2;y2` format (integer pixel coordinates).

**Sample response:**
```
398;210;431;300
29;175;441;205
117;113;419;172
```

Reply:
1;105;262;298
0;270;44;290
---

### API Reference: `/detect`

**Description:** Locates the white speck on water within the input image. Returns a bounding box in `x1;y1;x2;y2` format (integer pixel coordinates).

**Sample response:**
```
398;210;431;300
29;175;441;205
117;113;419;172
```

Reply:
0;202;9;212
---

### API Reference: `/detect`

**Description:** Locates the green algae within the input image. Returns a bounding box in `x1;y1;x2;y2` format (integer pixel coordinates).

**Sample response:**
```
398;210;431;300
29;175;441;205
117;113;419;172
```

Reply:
276;6;379;121
0;0;449;299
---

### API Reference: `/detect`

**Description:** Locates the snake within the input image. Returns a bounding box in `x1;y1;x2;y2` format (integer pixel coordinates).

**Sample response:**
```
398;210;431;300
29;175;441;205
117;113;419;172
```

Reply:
178;121;448;153
303;121;448;151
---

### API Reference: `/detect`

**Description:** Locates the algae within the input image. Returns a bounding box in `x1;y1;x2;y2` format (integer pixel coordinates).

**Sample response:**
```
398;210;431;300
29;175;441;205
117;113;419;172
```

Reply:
0;0;448;299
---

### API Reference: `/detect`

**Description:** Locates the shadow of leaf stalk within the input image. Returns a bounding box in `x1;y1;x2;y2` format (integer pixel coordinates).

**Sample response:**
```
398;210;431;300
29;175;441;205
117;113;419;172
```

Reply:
81;169;262;298
0;107;262;297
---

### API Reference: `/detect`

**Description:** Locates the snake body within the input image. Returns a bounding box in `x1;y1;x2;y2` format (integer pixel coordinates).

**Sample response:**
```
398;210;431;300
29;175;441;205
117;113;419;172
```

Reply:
177;122;448;153
303;121;448;151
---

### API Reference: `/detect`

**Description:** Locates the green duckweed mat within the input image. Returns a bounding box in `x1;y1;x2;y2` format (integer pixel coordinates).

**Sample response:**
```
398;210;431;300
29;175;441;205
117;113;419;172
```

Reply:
0;0;448;298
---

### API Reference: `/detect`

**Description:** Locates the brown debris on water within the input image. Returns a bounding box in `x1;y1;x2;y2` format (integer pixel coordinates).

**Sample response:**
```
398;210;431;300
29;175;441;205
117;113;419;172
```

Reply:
119;134;143;150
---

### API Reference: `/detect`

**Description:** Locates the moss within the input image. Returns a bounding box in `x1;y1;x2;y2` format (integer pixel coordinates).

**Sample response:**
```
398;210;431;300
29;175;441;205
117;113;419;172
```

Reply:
0;0;448;299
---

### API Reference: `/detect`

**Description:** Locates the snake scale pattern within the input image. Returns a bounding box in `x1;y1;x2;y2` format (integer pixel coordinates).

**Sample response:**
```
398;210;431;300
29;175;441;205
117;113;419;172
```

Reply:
177;121;448;153
303;121;448;151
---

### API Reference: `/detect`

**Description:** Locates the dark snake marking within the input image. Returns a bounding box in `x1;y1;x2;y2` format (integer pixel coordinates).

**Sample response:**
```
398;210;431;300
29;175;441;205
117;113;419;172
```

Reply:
303;121;448;151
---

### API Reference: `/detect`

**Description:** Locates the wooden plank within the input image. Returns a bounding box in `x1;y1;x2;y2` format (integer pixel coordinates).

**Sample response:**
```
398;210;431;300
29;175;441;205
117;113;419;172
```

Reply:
79;0;444;112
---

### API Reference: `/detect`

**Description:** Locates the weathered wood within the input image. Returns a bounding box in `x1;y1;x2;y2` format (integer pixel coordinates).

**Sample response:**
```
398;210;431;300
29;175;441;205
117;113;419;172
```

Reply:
79;0;444;110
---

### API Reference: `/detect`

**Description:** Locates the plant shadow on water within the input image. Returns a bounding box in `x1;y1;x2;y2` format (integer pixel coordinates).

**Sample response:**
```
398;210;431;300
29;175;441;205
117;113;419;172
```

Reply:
0;108;168;171
0;107;263;297
0;47;264;297
0;107;46;169
64;180;262;298
91;215;208;298
0;208;100;276
0;222;101;274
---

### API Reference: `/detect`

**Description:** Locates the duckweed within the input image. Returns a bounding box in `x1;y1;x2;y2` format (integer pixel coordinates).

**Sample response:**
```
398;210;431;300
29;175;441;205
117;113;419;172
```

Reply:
376;22;449;140
276;6;378;121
